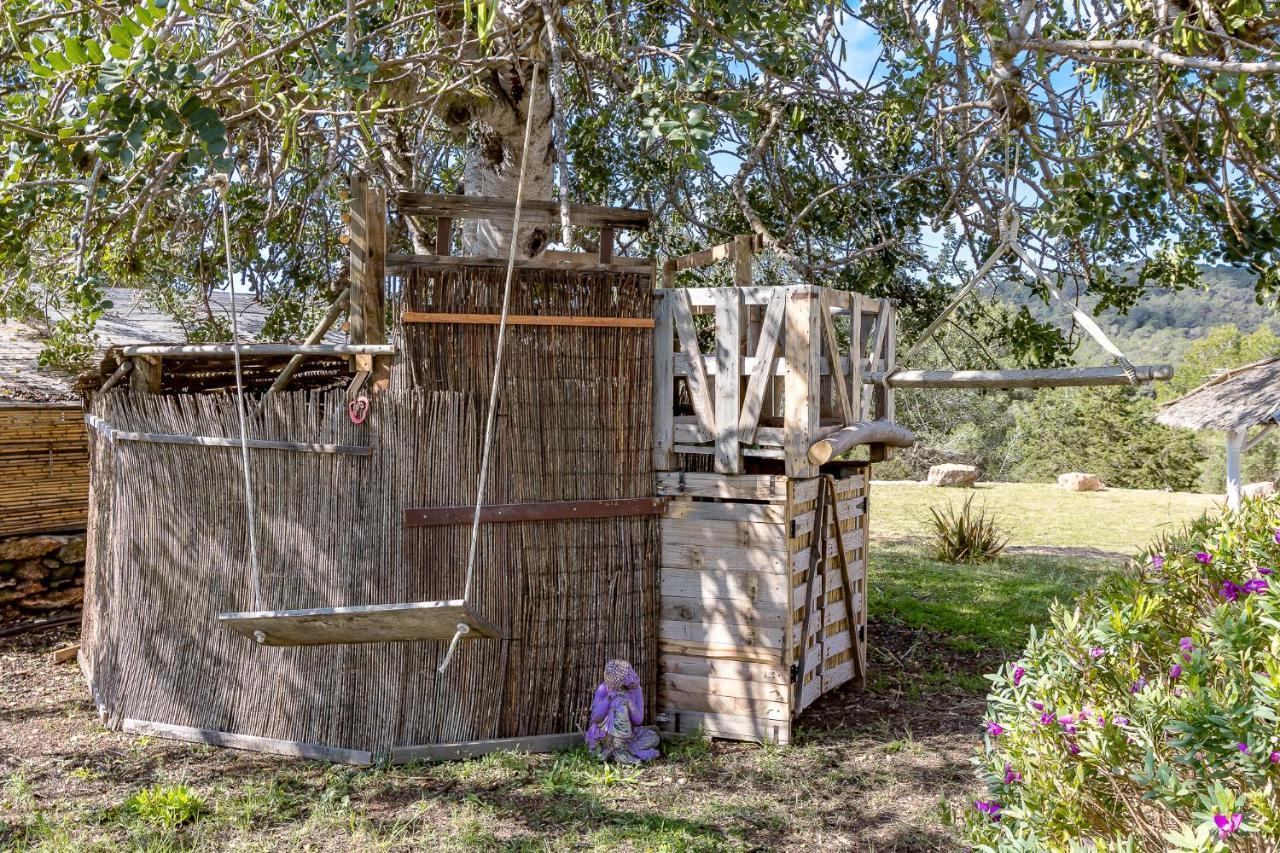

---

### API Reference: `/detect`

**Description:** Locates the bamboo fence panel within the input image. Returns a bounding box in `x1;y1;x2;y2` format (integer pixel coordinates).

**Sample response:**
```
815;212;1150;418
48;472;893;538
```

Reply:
0;403;89;535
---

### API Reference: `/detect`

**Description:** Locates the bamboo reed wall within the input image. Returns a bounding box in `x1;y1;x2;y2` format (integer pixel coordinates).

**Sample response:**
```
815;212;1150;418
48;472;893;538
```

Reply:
81;263;658;758
0;403;89;535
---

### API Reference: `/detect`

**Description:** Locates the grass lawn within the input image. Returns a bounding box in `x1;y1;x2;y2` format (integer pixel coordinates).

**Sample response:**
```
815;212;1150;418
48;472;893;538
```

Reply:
870;480;1219;554
1;484;1208;851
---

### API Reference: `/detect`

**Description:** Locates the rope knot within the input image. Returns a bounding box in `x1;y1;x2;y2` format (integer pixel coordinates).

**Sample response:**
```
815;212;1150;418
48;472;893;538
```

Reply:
206;173;230;198
998;205;1020;244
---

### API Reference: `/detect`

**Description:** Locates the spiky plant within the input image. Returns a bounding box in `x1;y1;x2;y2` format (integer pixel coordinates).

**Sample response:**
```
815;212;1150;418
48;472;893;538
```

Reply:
930;494;1008;564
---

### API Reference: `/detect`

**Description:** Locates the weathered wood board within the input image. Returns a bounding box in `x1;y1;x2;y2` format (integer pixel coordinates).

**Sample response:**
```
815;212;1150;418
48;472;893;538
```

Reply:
218;600;502;646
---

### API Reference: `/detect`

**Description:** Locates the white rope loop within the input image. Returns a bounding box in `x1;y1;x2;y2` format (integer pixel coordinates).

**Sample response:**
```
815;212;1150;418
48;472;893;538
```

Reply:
210;173;263;610
436;622;471;674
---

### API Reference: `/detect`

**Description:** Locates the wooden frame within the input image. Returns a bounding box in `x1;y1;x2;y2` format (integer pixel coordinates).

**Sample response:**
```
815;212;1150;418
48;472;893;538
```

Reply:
402;311;655;329
405;497;667;527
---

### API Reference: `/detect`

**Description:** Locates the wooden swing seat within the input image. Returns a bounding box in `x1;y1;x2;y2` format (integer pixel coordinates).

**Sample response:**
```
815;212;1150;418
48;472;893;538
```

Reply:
217;600;502;646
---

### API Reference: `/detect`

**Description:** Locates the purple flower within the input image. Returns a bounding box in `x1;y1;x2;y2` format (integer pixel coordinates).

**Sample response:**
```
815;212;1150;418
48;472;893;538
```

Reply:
1214;813;1242;839
1220;581;1243;602
1195;551;1213;564
1068;742;1081;755
1259;567;1274;576
1090;647;1105;659
974;800;1002;822
1040;712;1056;726
1013;666;1025;686
1270;751;1279;764
1152;554;1165;570
1115;716;1129;726
1274;527;1280;544
1096;713;1106;727
1130;678;1147;694
1059;715;1077;734
1002;763;1022;785
1179;636;1194;652
1237;742;1250;754
1031;701;1044;711
1244;578;1269;594
1169;664;1182;681
985;721;1004;737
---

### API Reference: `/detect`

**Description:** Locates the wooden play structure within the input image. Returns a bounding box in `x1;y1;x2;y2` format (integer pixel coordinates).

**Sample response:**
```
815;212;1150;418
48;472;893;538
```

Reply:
76;176;1174;762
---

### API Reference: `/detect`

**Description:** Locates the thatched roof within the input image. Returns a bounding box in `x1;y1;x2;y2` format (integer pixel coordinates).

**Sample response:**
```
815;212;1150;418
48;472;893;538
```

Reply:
1156;357;1280;432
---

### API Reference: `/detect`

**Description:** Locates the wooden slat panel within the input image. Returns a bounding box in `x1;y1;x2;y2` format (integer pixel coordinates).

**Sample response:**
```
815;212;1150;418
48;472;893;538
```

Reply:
402;311;654;329
666;710;789;745
405;497;666;526
670;289;716;440
663;500;786;524
662;542;789;573
791;529;865;573
393;192;651;229
660;687;790;720
661;568;790;606
655;472;787;500
738;288;786;443
820;289;854;425
660;595;789;628
662;518;787;551
658;619;784;649
790;499;865;538
714;287;742;473
658;639;784;664
663;673;789;704
660;654;789;685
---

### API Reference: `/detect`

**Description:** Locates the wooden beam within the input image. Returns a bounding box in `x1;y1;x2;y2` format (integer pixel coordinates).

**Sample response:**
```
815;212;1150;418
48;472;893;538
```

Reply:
405;497;666;527
99;359;134;393
122;718;374;765
387;253;644;272
653;293;676;470
394;192;651;230
808;421;917;465
784;289;821;478
363;185;387;349
435;216;453;255
871;364;1175;388
265;291;350;396
129;356;162;393
737;288;786;443
348;173;368;344
120;343;396;358
714;288;742;474
670;289;716;441
84;414;370;455
599;227;614;264
401;311;654;329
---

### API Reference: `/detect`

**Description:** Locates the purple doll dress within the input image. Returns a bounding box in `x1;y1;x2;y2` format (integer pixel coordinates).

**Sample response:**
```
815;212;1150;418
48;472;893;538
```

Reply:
585;660;660;763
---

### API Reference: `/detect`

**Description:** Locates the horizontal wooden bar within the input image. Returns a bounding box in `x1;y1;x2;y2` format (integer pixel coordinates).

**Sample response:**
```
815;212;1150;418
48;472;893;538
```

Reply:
85;414;370;455
870;364;1174;388
405;497;667;527
122;718;374;765
119;343;396;358
394;192;651;230
387;253;651;274
402;311;655;329
808;420;917;465
669;235;763;271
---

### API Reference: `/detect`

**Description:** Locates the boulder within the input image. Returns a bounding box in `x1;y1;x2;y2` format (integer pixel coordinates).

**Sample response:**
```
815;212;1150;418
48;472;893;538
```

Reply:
927;464;980;487
0;535;65;562
1058;472;1104;492
57;536;86;564
22;586;83;610
1243;481;1276;500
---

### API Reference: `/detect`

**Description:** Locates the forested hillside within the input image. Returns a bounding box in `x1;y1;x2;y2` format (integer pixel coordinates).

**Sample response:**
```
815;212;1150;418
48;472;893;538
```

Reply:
996;266;1274;364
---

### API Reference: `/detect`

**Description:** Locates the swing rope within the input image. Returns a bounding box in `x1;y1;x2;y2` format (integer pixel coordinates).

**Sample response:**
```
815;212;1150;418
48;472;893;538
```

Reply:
438;62;543;675
209;173;263;610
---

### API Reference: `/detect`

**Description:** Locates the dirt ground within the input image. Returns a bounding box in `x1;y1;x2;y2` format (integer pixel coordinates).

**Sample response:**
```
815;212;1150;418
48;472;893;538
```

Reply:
0;621;995;851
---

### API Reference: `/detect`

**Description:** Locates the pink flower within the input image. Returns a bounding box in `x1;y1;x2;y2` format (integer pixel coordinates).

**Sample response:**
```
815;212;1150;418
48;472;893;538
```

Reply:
1013;666;1025;686
1059;715;1077;734
1039;712;1056;726
1237;742;1250;754
1214;813;1242;839
1002;763;1022;784
1220;581;1243;602
1179;637;1193;652
1031;701;1044;711
1195;551;1212;564
1269;751;1279;764
1152;554;1165;570
1169;664;1182;681
1244;578;1269;594
1115;716;1129;726
1274;527;1280;544
974;800;1002;821
985;721;1004;737
1090;647;1106;659
1259;567;1274;575
1068;742;1081;755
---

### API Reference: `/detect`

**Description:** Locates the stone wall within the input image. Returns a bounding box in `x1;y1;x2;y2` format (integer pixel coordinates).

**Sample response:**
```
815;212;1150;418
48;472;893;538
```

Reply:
0;532;86;622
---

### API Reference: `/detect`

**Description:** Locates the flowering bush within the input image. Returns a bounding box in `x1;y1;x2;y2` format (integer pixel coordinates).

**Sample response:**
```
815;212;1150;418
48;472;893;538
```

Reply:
962;498;1280;851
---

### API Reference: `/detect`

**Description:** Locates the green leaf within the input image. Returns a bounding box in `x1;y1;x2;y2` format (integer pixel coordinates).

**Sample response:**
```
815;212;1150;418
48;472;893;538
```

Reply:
84;40;105;63
63;37;88;65
46;53;71;73
108;44;132;61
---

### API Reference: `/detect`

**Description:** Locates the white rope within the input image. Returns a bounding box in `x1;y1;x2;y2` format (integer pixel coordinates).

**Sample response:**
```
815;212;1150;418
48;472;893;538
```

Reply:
210;174;263;608
439;63;542;675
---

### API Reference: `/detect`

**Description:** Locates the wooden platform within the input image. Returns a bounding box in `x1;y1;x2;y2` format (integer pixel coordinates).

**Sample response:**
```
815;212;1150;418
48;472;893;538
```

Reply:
218;600;502;646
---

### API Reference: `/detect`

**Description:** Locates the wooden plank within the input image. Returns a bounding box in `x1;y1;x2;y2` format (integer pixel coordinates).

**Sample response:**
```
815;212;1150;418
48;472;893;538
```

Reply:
661;595;790;627
348;173;368;343
653;293;675;470
390;731;586;764
821;659;855;693
405;497;666;527
662;517;788;551
680;286;787;307
122;718;373;765
789;498;865;538
662;542;789;573
363;185;387;348
791;529;865;573
120;343;396;358
84;415;370;455
870;364;1175;388
665;709;789;744
673;352;852;377
670;289;716;441
394;192;651;230
733;235;754;286
661;567;790;606
714;287;742;473
387;254;647;272
848;292;862;429
661;654;789;685
784;288;821;478
663;673;788;704
51;644;80;664
663;500;785;524
598;227;614;264
435;216;452;254
658;639;784;664
738;288;786;443
660;686;790;720
655;472;787;500
401;311;654;329
218;600;502;646
129;356;162;393
658;619;784;650
820;290;854;425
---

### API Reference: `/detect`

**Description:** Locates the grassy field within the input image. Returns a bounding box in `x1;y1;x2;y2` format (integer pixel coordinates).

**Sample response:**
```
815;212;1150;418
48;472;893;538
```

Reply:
0;484;1220;851
870;480;1219;554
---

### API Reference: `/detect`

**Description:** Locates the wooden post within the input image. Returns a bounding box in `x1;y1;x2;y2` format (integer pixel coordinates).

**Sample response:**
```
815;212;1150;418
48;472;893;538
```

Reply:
435;217;453;255
599;227;615;264
848;292;862;428
784;287;821;478
129;356;162;394
653;293;675;471
877;299;896;460
714;288;743;474
1226;429;1244;510
733;234;753;287
363;185;389;388
347;173;368;344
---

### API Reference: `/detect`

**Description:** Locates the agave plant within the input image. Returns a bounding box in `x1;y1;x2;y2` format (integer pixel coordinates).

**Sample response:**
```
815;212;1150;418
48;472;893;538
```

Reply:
930;494;1008;564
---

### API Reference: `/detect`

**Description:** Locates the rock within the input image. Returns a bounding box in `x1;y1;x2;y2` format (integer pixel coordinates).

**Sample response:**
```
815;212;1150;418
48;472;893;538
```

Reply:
15;561;48;581
927;464;980;487
0;535;65;562
1058;472;1104;492
57;536;86;564
23;586;83;610
1242;481;1276;500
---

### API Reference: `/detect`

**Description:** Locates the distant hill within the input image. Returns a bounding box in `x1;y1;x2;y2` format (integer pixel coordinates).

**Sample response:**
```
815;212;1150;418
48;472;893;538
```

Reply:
996;266;1276;365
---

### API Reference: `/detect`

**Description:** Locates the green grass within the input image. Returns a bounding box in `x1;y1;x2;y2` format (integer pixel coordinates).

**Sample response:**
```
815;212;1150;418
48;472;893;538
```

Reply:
868;542;1115;653
871;481;1218;553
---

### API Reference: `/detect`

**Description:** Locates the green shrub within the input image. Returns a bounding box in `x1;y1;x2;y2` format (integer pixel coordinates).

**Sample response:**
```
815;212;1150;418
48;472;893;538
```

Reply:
123;783;205;830
962;499;1280;850
931;494;1008;564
